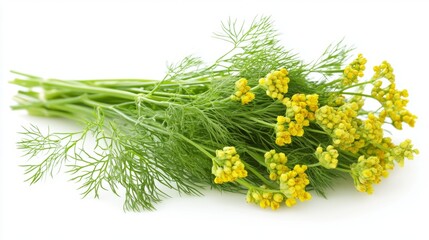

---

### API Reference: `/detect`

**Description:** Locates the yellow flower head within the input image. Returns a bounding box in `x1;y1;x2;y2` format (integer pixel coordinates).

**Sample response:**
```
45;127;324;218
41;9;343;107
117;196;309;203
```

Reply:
231;78;255;105
391;139;419;167
315;103;363;153
259;68;290;101
342;53;367;86
275;94;319;146
328;95;346;107
371;72;416;129
364;138;396;175
212;146;247;184
275;116;292;146
361;113;384;144
279;165;312;206
350;156;387;194
246;188;286;210
372;60;395;82
264;150;289;180
315;145;339;169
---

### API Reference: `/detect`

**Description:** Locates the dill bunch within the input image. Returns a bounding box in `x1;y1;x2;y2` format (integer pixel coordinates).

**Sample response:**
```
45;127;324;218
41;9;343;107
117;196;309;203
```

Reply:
11;16;419;211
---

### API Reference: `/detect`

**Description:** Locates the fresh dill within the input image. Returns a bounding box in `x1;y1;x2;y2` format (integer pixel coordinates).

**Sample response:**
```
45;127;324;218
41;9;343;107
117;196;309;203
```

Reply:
11;16;418;211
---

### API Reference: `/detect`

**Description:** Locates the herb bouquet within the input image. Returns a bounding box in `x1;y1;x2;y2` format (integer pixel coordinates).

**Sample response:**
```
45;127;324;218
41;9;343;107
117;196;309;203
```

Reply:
11;17;418;211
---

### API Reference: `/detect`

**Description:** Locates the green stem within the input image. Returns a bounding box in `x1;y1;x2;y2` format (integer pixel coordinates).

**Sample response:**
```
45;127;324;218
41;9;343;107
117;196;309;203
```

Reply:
250;85;260;92
306;128;329;135
147;75;169;97
11;78;137;100
335;167;351;173
244;163;277;189
11;93;107;110
129;88;198;99
338;80;374;92
307;162;321;168
10;70;42;79
245;149;268;167
246;146;267;154
236;179;281;193
76;78;159;84
339;149;360;159
338;92;374;99
236;179;255;189
177;135;215;159
248;117;275;128
320;78;342;88
311;69;344;74
135;94;180;107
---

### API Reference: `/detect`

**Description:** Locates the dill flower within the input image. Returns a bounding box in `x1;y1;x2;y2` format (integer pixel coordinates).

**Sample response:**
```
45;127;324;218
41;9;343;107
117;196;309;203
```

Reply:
264;150;289;180
328;95;346;107
391;139;419;167
350;156;387;194
315;145;339;169
283;93;319;123
246;188;286;210
315;103;362;152
279;165;312;206
372;60;395;82
364;138;396;175
275;116;292;146
342;53;367;86
361;113;384;144
231;78;255;105
259;68;290;101
275;94;319;146
211;147;248;184
371;62;416;129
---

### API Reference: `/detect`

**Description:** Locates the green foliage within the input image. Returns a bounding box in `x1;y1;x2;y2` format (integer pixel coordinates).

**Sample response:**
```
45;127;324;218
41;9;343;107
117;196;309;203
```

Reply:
11;16;415;211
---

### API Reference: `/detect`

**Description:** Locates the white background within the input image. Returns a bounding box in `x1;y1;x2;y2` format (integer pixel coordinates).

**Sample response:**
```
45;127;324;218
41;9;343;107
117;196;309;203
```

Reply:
1;0;428;239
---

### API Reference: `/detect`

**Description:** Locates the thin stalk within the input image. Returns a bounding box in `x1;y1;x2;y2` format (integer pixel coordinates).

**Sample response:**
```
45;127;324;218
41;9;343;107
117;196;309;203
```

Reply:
244;163;277;189
129;88;198;99
335;167;351;173
308;162;321;168
338;80;374;92
248;117;275;128
339;92;374;99
310;69;344;74
11;78;137;100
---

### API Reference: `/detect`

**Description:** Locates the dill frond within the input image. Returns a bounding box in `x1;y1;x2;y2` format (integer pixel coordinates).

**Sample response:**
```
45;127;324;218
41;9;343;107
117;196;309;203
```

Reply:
11;16;418;211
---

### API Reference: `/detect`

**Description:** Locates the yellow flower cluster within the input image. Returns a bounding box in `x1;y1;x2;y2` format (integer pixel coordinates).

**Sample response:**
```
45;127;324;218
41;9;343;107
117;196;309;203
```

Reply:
364;138;396;175
350;156;387;194
231;78;255;105
275;94;319;146
372;61;395;82
392;139;419;167
264;150;289;180
246;188;285;210
315;145;339;169
283;93;319;121
315;102;363;152
279;165;312;207
371;61;416;129
342;54;367;86
328;94;346;107
275;116;292;146
258;68;290;101
361;113;384;144
372;79;416;129
211;147;247;184
363;137;418;177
